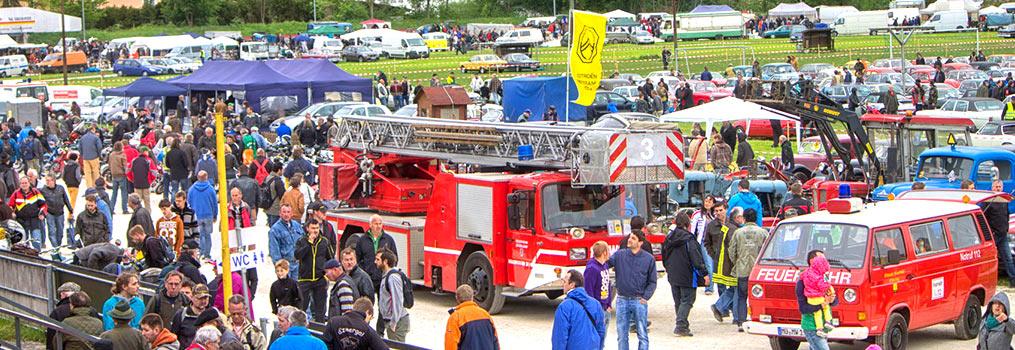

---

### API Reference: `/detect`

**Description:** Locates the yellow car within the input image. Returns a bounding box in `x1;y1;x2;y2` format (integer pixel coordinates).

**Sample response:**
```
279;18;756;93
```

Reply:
460;54;506;74
423;32;450;51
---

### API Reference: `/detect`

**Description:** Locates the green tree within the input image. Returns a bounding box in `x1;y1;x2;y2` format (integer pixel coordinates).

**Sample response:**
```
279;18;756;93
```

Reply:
158;0;220;26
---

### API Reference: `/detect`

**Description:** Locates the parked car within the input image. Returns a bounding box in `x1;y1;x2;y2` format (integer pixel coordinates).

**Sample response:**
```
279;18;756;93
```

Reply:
112;59;166;76
460;54;506;73
942;62;973;72
269;101;367;132
394;104;418;117
971;120;1015;147
821;84;872;105
865;72;916;85
919;82;963;107
1000;23;1015;38
591;91;636;117
617;73;644;85
946;69;989;83
760;63;798;81
957;78;986;96
591;113;660;128
762;25;803;38
631;30;655;44
502;53;541;72
799;63;836;79
969;61;1001;72
915;97;1003;128
332;104;392;118
164;57;201;73
612;86;641;101
688;80;732;105
341;45;380;62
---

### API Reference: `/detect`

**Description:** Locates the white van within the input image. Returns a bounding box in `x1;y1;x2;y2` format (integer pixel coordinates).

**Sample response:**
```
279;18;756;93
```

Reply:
47;85;101;115
495;28;545;46
0;55;28;77
167;45;209;60
833;11;891;35
311;36;345;55
926;10;970;31
240;41;270;61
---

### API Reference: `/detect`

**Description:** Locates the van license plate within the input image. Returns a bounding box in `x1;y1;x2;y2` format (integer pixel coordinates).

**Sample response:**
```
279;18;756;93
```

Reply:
778;327;805;337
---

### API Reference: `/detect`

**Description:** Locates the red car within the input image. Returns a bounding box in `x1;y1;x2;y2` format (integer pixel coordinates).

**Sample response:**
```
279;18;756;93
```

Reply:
732;119;804;138
942;62;973;73
910;68;960;88
689;80;732;105
781;135;857;181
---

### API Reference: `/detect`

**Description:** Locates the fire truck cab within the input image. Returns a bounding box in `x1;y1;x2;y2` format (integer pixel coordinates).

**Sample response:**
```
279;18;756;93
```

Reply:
745;191;1006;350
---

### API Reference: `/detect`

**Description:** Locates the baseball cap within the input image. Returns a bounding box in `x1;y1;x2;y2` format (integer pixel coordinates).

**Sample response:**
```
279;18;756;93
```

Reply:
183;239;199;250
323;259;341;270
193;284;211;299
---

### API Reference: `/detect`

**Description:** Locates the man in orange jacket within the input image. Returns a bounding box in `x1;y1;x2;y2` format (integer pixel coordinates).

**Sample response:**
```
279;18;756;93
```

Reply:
445;285;499;350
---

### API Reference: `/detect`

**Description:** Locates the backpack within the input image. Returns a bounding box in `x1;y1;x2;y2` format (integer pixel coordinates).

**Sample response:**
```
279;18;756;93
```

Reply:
19;139;35;161
257;176;277;210
148;235;176;268
385;269;414;309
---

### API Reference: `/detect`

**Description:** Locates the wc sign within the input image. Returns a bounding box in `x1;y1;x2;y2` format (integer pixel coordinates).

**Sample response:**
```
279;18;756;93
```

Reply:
228;249;267;271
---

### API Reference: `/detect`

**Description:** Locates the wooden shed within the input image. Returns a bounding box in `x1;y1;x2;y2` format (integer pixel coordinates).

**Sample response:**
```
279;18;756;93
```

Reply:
414;86;472;119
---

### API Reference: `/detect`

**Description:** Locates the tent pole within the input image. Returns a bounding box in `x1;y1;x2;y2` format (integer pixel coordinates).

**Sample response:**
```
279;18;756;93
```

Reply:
565;0;573;123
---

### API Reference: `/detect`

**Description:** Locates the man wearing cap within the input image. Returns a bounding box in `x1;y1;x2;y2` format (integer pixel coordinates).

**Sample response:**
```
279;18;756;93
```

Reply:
171;283;211;349
517;109;532;123
324;259;358;319
306;202;336;256
176;239;208;286
47;282;82;349
99;299;148;350
295;220;334;323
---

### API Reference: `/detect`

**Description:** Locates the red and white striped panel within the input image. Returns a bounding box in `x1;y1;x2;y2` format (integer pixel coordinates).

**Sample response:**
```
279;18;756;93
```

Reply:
665;132;685;179
609;134;628;182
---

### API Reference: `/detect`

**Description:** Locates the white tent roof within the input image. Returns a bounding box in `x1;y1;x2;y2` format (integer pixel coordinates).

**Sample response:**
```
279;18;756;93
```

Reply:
130;35;201;51
660;97;801;141
1002;2;1015;10
0;35;17;49
815;5;859;21
605;9;637;20
210;36;238;46
0;7;80;34
980;6;1005;14
921;0;982;15
769;2;818;18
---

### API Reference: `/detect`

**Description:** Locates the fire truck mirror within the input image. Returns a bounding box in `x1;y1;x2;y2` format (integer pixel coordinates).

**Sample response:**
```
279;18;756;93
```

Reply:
507;193;522;230
887;249;903;265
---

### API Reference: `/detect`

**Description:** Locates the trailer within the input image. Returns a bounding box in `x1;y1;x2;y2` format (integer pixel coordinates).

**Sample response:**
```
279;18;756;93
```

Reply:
318;115;685;313
660;11;746;41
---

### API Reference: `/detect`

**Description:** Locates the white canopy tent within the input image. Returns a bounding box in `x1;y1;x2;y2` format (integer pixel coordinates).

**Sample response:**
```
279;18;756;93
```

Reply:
979;6;1005;14
660;97;804;150
920;0;982;16
0;35;18;49
769;2;818;18
815;5;859;22
0;7;81;34
605;9;638;21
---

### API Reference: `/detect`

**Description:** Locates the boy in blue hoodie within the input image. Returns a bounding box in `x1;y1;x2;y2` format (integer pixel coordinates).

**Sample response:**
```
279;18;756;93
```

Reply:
552;269;606;350
727;179;763;226
186;171;218;258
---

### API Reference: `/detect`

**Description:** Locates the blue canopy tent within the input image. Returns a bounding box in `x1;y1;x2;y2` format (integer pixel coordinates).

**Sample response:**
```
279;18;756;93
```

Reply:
103;77;186;97
265;59;373;104
502;76;586;122
168;60;308;114
691;5;737;13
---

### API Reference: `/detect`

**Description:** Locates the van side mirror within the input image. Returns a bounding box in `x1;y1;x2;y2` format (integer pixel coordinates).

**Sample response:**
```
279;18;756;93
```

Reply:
887;249;902;265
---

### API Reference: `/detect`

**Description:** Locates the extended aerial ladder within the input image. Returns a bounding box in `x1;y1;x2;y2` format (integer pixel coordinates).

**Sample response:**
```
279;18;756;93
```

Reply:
332;114;687;186
748;81;885;188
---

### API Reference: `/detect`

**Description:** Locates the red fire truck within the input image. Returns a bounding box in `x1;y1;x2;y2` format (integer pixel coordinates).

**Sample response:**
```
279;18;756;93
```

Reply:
744;190;1007;350
317;115;685;313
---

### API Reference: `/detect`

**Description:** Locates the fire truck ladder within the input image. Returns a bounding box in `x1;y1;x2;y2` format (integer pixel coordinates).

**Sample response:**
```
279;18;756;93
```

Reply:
334;115;687;185
751;81;885;187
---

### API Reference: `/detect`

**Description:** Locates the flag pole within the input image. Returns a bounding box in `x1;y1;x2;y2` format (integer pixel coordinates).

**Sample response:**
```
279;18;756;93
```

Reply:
566;0;574;123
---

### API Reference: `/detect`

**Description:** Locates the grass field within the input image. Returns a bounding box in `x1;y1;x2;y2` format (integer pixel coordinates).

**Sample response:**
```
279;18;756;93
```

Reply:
31;31;1015;88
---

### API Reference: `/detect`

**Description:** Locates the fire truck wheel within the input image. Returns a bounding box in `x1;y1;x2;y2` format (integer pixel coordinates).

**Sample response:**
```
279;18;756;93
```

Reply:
876;312;909;350
462;251;505;314
954;294;982;340
768;336;800;350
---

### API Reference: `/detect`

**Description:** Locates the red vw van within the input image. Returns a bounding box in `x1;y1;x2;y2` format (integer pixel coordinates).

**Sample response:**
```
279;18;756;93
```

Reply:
744;190;1008;350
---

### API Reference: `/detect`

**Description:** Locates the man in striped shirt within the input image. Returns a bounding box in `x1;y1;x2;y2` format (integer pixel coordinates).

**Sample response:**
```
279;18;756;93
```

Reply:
324;259;358;319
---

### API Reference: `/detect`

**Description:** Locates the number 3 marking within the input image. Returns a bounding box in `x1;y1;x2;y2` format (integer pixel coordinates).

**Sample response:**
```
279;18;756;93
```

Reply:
640;138;655;160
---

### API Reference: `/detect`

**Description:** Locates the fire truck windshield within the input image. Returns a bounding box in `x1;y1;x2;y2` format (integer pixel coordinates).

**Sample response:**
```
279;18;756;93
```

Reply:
760;223;868;269
541;184;648;232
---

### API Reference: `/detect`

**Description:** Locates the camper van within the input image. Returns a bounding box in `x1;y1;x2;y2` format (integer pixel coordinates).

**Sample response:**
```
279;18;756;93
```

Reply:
660;11;745;40
494;28;545;46
311;36;345;55
167;45;210;60
239;41;270;61
0;55;28;77
926;10;970;31
833;11;891;35
47;85;101;115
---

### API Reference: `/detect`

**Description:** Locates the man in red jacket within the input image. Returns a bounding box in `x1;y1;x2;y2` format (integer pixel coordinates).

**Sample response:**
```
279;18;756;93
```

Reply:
127;147;159;211
9;177;47;249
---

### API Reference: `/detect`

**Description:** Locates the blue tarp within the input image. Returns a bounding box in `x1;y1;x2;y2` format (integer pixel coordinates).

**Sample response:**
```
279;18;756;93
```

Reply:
265;59;373;104
103;77;186;97
502;76;586;122
691;5;737;13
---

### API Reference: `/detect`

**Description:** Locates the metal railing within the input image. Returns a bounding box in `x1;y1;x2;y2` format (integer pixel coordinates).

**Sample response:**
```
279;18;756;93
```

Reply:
0;294;101;349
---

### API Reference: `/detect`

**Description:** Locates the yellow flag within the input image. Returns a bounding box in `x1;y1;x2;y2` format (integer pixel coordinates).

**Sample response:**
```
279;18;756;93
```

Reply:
570;10;606;106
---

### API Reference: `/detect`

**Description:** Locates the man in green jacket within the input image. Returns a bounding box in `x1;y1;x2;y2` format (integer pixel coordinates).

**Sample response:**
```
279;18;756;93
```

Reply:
727;208;768;331
63;292;103;350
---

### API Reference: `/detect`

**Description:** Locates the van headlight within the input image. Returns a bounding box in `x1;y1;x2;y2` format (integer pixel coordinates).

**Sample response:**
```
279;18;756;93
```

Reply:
569;227;585;239
843;288;857;303
569;248;587;260
751;284;764;298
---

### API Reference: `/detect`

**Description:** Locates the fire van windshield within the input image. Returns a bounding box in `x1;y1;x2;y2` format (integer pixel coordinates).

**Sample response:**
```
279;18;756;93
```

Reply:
541;184;648;232
760;223;868;269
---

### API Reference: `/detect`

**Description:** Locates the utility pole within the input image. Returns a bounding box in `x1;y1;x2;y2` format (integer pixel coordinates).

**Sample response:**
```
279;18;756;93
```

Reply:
672;0;678;74
60;0;68;85
81;0;85;41
312;0;317;22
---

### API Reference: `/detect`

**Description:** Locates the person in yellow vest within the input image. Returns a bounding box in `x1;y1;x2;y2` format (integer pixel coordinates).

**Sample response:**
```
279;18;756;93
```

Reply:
704;203;739;323
1003;99;1015;121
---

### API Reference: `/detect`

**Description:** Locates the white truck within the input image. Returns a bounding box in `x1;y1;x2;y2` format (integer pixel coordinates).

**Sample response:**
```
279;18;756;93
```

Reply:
660;11;745;41
343;29;430;59
833;10;892;35
239;41;270;61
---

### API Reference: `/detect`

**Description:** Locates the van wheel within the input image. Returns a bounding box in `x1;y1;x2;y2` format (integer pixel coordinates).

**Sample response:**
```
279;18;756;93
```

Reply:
954;294;982;340
876;312;909;350
793;169;811;182
870;30;877;35
769;336;800;350
461;251;505;314
957;26;964;30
